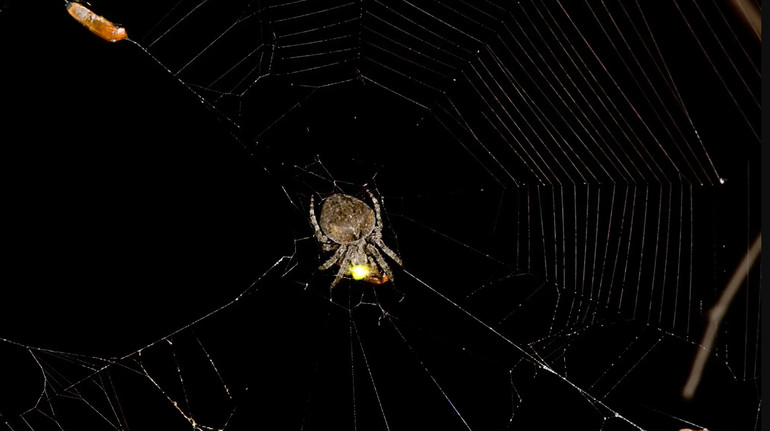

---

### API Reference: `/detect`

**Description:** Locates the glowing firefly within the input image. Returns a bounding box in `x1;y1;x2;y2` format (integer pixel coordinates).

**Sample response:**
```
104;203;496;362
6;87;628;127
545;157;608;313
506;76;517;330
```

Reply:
349;265;371;281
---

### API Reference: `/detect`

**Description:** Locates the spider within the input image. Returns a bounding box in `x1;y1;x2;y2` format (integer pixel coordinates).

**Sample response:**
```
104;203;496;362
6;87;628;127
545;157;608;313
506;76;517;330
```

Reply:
310;190;403;288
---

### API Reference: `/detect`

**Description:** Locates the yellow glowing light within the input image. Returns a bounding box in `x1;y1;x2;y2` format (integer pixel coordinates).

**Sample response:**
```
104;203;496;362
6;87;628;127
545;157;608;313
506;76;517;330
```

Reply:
349;265;370;280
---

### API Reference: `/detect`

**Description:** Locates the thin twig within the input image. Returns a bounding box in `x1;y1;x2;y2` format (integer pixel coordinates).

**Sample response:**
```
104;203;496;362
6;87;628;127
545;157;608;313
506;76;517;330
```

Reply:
682;232;761;399
727;0;761;40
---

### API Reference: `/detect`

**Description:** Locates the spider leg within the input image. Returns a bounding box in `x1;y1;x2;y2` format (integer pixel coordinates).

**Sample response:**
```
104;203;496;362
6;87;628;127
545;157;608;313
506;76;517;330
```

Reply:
319;245;345;270
366;190;402;266
309;195;330;244
366;255;379;275
364;254;387;284
331;247;354;288
367;243;394;282
366;189;384;235
372;236;403;266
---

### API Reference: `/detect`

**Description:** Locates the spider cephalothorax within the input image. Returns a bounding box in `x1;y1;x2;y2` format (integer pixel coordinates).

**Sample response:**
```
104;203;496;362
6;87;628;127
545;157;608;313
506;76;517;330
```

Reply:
310;190;403;288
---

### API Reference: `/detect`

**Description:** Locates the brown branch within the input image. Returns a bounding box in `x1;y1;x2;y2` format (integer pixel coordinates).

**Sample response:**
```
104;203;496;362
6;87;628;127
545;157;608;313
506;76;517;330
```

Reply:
682;232;761;400
727;0;762;40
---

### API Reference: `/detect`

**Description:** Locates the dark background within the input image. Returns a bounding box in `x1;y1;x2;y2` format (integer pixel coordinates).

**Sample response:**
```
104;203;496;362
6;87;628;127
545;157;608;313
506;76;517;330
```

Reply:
0;1;761;430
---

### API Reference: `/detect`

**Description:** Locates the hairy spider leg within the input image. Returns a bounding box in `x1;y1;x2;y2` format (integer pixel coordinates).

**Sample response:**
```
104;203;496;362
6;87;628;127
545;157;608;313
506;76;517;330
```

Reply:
365;255;389;284
365;189;383;235
365;190;403;267
366;243;393;283
309;195;331;245
331;247;355;288
372;233;403;266
66;2;127;42
319;245;345;271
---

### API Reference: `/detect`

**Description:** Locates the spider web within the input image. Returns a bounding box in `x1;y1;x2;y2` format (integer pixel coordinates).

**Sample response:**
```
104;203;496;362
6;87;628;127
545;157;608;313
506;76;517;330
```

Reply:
0;0;761;430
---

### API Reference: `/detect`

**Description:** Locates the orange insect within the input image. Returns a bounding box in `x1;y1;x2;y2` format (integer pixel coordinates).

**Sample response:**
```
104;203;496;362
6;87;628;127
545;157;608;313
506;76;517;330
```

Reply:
66;2;127;42
344;263;390;285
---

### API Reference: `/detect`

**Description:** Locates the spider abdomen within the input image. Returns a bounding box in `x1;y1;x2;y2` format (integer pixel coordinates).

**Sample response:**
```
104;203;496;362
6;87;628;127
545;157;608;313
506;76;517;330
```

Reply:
319;194;375;243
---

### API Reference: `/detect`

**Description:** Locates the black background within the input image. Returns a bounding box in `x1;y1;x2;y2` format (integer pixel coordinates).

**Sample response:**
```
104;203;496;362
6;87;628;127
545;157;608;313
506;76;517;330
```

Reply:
0;1;762;430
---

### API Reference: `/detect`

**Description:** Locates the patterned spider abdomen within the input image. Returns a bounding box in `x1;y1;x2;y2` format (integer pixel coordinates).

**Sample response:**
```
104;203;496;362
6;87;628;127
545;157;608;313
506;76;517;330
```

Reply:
319;194;375;244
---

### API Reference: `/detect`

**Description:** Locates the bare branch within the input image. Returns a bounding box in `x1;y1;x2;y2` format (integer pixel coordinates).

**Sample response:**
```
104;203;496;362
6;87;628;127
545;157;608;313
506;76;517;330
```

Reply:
682;232;761;399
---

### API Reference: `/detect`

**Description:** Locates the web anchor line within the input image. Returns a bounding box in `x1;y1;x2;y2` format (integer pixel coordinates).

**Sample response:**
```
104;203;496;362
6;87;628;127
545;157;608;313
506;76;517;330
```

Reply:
403;269;645;430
